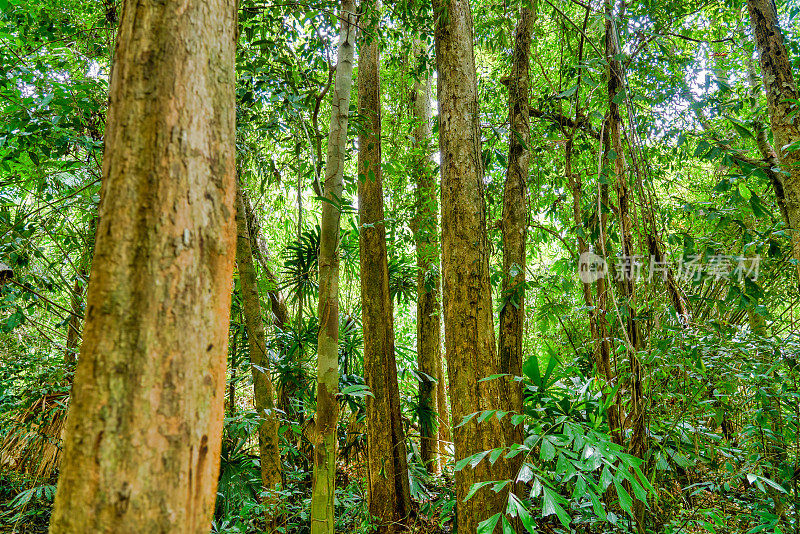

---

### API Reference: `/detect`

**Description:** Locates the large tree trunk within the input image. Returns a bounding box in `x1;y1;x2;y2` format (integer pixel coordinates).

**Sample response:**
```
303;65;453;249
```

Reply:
411;38;445;475
310;1;356;532
432;0;517;529
358;3;412;528
499;5;533;422
234;184;282;513
747;0;800;289
49;0;238;531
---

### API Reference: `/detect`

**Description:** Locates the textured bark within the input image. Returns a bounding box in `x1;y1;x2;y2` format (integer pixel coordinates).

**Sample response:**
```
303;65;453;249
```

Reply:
310;1;356;532
49;1;238;532
241;191;297;419
432;0;517;529
606;5;647;529
605;0;645;459
435;347;450;464
596;127;623;446
499;6;533;421
235;185;282;508
747;0;800;288
746;54;790;227
358;5;411;527
411;38;444;475
242;192;290;330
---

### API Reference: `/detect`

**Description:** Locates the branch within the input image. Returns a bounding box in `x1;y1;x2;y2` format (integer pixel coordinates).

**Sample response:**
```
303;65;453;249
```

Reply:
530;108;599;139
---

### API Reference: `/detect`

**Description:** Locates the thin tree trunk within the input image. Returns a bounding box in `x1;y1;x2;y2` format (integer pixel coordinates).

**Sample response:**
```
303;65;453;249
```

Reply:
235;184;282;513
747;0;800;289
411;37;444;475
228;326;238;415
742;3;795;495
310;1;356;531
746;54;790;227
432;0;518;529
242;192;290;329
241;191;297;419
64;269;86;367
358;3;411;527
499;5;533;422
596;125;624;446
606;3;647;528
49;0;238;531
435;349;450;466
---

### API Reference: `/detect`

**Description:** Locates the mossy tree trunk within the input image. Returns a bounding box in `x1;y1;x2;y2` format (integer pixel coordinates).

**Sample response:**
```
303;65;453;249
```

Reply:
499;5;533;423
411;37;445;475
234;184;282;521
432;0;518;529
747;0;800;288
358;2;412;527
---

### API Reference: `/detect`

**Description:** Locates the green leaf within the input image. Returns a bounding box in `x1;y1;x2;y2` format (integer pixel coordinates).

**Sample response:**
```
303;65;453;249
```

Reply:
738;182;752;201
455;450;490;471
614;479;633;515
477;513;501;534
588;488;606;520
746;474;788;494
729;118;753;139
492;480;511;493
338;384;373;398
540;437;556;462
542;486;570;527
465;481;495;501
489;447;505;465
556;84;578;99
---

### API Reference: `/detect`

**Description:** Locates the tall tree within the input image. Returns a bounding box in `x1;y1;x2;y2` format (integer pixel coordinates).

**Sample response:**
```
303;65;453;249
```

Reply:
606;3;648;528
432;0;517;529
605;0;645;456
747;0;800;289
411;37;445;474
234;184;282;518
310;1;356;531
49;0;238;531
499;5;533;420
357;2;412;527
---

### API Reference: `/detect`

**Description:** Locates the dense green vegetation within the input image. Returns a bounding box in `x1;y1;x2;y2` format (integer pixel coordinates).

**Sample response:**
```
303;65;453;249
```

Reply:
1;0;799;532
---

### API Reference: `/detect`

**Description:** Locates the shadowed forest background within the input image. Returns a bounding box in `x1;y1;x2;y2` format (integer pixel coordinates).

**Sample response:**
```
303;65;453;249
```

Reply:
1;0;799;532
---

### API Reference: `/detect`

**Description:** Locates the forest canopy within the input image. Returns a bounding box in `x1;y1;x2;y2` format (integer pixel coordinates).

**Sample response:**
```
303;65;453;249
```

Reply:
0;0;799;533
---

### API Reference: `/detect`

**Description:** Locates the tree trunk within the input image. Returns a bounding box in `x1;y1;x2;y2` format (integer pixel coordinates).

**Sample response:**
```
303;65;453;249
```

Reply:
747;0;800;289
746;53;790;227
499;5;533;422
310;1;356;532
242;192;290;330
64;269;86;367
49;0;238;531
432;0;517;529
606;3;647;528
358;3;412;527
411;37;444;475
596;126;624;446
235;184;282;512
435;348;450;466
